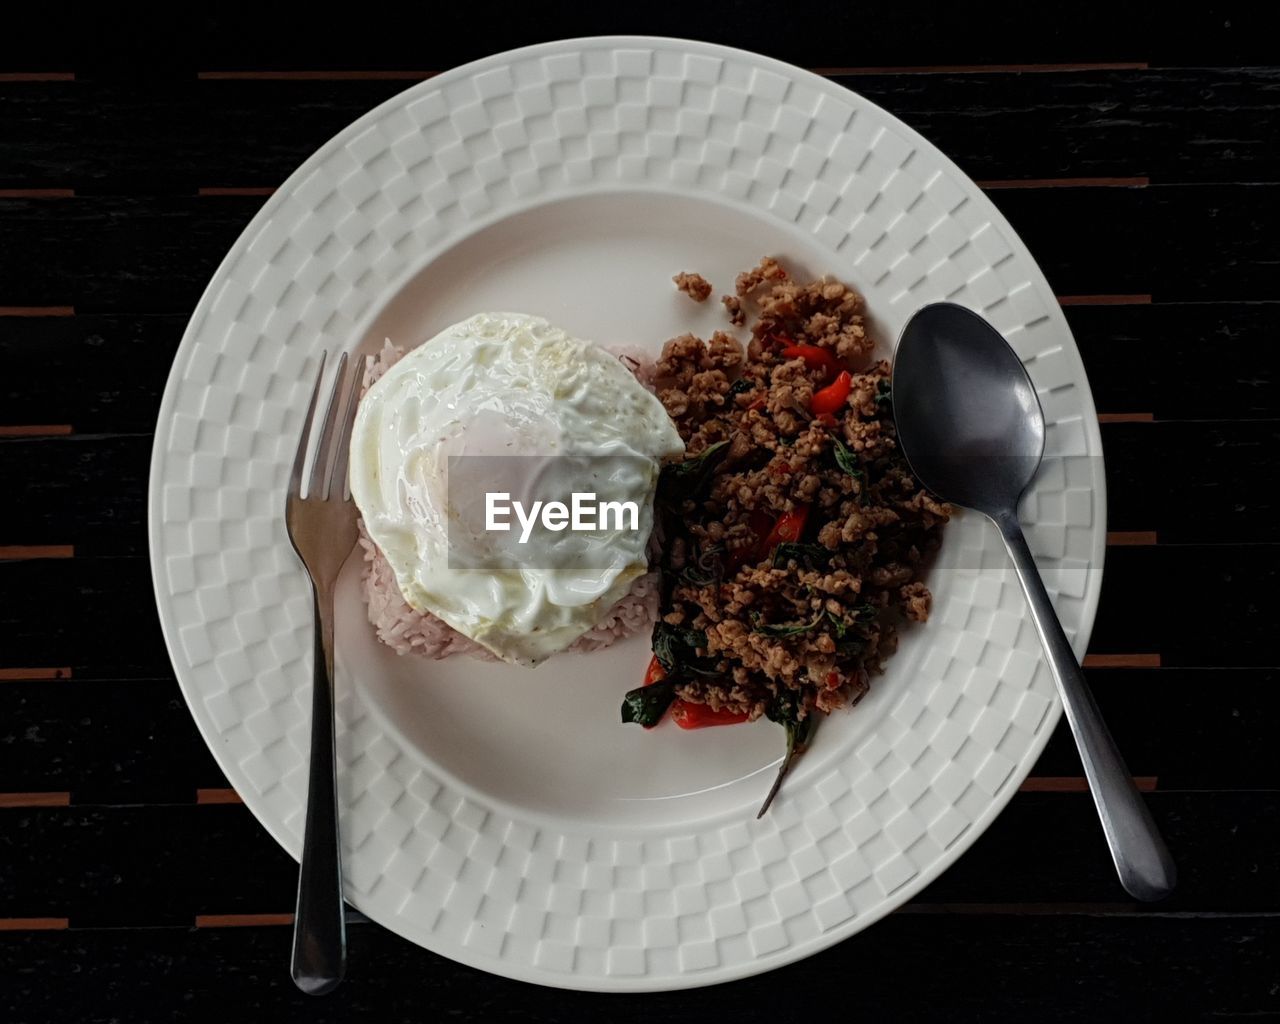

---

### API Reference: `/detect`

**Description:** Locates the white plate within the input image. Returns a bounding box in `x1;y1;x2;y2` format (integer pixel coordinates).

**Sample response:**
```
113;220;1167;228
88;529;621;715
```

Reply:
149;37;1105;991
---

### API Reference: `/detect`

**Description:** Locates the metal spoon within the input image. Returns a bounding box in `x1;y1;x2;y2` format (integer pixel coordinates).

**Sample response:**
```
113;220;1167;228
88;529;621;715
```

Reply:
892;302;1175;902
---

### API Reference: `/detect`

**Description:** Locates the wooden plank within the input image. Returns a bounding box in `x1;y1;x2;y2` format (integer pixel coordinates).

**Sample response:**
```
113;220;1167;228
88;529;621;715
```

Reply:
194;913;293;927
1;185;1276;311
0;918;67;931
0;313;185;434
9;8;1275;71
1058;295;1151;306
1069;301;1280;421
992;184;1280;301
1106;532;1157;546
0;189;74;198
0;793;1274;925
0;668;71;680
5;70;1280;188
3;666;1270;801
0;678;225;802
0;426;73;438
977;177;1149;189
1096;413;1155;423
1083;654;1161;668
1;915;1276;1020
1103;421;1280;541
1019;777;1157;792
0;793;69;808
3;303;1273;434
0;546;73;560
3;667;1272;798
1031;668;1279;790
0;435;152;555
4;9;1279;70
0;558;170;676
195;788;241;805
1085;544;1280;667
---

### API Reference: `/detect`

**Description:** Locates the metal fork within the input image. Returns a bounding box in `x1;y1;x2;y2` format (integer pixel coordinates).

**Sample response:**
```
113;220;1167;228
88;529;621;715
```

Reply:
285;351;361;995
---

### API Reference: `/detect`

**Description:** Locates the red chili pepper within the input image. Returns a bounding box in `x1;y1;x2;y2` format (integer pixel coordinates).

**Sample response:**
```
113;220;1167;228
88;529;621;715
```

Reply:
780;344;839;380
811;370;853;415
747;396;767;412
670;700;749;729
766;333;793;349
640;654;669;729
763;505;810;550
825;671;840;689
728;508;775;570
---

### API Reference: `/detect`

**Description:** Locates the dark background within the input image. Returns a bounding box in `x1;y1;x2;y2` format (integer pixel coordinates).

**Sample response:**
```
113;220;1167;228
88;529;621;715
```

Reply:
1;6;1277;1021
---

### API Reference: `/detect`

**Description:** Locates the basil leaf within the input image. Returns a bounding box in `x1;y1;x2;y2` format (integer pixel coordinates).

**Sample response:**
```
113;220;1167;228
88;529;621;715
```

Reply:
773;542;829;569
679;564;718;586
832;437;863;480
757;691;816;817
729;377;754;396
621;679;676;727
680;543;724;586
651;622;707;674
659;439;731;501
765;688;807;728
876;378;893;406
832;437;871;504
751;610;825;637
835;636;866;658
829;605;877;647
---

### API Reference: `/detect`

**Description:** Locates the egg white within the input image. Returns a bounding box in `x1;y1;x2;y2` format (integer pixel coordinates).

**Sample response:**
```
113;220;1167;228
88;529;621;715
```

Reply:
348;312;684;665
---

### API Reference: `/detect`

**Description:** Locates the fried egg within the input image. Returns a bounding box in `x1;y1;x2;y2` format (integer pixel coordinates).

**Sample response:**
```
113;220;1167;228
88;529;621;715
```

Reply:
348;312;684;665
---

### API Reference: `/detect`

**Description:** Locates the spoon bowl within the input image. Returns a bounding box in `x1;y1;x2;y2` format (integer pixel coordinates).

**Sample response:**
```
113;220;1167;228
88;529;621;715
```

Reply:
893;303;1044;515
892;302;1176;902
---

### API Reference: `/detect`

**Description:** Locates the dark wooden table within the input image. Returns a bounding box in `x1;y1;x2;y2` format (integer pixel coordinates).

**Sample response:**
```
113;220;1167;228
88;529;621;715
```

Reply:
2;9;1277;1021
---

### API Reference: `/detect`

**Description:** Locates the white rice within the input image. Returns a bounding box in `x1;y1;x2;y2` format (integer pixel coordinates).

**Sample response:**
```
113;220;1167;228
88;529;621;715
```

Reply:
355;338;660;660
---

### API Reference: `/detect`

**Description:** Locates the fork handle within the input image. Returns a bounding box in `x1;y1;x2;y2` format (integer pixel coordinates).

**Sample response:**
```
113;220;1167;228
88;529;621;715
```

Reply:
290;584;347;995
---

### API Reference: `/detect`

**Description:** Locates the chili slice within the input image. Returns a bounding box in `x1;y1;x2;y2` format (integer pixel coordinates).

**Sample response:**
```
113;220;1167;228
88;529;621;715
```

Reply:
780;344;838;380
763;505;810;550
811;370;852;415
728;508;776;569
670;700;749;729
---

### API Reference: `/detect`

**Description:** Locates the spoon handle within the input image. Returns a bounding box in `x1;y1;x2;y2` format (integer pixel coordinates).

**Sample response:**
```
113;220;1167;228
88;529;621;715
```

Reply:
994;511;1176;901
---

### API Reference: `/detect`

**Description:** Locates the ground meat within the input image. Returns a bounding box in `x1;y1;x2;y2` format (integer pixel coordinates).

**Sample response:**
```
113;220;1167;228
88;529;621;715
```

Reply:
706;331;744;370
735;256;787;296
647;257;949;726
673;271;713;302
659;387;690;418
656;334;706;389
722;294;745;326
900;581;931;622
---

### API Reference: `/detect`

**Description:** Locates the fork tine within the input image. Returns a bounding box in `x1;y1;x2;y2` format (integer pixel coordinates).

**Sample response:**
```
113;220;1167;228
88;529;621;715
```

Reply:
309;351;350;499
289;351;328;499
328;361;363;502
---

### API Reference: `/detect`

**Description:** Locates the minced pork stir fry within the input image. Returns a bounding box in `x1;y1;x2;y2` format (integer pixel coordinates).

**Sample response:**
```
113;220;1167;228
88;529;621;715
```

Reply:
623;257;950;814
